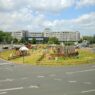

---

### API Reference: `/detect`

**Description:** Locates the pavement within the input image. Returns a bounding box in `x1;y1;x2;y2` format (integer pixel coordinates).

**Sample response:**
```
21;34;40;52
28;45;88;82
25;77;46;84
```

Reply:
0;59;95;95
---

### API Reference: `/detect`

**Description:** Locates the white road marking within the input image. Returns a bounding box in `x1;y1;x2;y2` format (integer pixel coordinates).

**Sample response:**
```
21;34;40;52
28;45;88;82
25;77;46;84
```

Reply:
29;85;39;88
66;69;95;74
0;79;14;82
0;63;10;66
81;89;95;93
0;87;24;92
37;75;45;78
68;81;77;83
0;92;7;95
83;82;92;85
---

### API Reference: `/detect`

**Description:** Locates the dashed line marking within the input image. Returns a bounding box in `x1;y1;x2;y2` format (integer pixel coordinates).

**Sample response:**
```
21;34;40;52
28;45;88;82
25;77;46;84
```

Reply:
68;81;77;83
37;75;45;78
0;79;14;82
83;82;92;85
81;89;95;93
0;92;7;95
0;63;10;66
66;69;95;74
0;87;24;92
28;85;39;88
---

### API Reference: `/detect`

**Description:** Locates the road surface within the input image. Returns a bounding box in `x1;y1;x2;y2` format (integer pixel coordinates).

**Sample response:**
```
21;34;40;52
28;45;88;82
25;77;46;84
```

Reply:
0;58;95;95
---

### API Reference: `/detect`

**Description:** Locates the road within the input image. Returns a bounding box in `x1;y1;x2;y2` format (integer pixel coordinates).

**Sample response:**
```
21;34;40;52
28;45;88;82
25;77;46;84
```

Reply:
0;59;95;95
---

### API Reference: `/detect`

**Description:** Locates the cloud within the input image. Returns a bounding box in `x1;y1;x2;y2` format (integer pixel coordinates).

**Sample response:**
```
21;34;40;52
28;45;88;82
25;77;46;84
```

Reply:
76;0;95;8
0;0;76;12
0;0;95;35
42;12;95;35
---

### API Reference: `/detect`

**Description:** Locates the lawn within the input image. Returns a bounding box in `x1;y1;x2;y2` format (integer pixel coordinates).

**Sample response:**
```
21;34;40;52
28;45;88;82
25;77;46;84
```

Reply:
0;48;95;66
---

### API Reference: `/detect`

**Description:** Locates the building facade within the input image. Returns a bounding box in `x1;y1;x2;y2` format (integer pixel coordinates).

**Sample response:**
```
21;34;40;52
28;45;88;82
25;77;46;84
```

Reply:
11;30;28;40
12;30;80;42
27;32;44;43
43;30;80;42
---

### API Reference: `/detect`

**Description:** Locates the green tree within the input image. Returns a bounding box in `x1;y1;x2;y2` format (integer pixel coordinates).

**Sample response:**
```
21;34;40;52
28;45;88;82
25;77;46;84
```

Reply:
31;38;36;44
19;37;26;44
13;38;18;43
43;37;49;44
48;37;59;44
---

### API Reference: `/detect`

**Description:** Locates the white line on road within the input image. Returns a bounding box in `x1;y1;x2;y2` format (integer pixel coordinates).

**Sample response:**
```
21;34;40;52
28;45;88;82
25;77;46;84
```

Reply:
0;87;24;92
0;79;14;82
81;89;95;93
66;69;95;74
0;92;7;95
29;85;39;88
0;63;10;66
83;82;92;85
68;81;77;83
37;75;45;78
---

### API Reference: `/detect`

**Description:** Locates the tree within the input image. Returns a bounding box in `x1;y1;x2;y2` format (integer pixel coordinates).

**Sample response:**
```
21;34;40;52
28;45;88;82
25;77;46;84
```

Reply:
48;37;59;44
83;36;94;44
13;38;18;43
31;38;36;44
19;37;26;44
43;37;49;44
0;30;13;44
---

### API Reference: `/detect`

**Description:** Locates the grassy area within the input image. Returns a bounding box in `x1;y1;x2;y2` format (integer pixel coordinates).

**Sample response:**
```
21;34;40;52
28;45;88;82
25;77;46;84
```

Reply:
0;48;95;66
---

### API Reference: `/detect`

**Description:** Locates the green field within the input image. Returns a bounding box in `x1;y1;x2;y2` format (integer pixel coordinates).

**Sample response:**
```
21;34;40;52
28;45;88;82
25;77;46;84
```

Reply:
0;48;95;66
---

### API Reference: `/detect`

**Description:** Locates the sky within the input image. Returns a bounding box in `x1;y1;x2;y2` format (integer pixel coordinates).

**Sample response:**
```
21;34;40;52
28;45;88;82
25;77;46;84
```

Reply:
0;0;95;36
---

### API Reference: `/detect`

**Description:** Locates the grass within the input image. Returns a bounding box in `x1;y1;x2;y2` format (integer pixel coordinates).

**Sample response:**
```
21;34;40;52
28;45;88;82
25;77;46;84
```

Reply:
0;48;95;66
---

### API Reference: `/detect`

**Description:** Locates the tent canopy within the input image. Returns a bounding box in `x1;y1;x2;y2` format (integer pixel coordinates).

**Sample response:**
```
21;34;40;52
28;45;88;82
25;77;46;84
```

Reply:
19;46;29;51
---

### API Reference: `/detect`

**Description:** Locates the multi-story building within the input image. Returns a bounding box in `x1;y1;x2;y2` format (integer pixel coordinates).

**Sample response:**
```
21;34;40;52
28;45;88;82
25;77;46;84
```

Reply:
27;32;44;43
43;29;80;42
11;30;28;40
12;29;80;42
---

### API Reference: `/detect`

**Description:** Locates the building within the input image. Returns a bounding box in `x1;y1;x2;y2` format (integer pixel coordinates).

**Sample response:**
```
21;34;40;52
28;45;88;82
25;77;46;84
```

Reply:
27;32;44;43
12;29;80;42
11;30;28;40
43;29;80;42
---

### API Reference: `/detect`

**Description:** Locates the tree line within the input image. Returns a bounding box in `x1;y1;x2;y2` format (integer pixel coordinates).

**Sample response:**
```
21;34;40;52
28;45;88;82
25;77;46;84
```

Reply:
0;30;95;45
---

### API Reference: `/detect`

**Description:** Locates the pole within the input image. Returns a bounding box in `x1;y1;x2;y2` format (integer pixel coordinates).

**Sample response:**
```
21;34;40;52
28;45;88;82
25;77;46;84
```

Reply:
22;51;24;64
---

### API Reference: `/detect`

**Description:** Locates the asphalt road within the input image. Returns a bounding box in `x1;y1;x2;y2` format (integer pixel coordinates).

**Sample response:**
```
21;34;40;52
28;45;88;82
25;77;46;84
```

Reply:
0;59;95;95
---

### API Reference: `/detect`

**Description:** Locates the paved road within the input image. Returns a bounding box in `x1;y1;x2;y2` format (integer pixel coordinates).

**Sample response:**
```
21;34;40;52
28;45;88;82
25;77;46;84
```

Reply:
0;59;95;95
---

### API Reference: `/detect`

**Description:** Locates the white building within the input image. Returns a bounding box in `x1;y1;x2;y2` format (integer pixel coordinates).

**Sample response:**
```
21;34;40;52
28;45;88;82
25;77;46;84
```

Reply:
11;30;28;40
12;29;80;42
27;32;44;43
43;30;80;42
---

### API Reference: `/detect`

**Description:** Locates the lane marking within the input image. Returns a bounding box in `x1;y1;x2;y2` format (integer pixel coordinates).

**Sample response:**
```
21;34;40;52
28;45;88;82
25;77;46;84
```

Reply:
37;75;45;78
81;89;95;93
68;81;77;83
0;63;10;66
29;85;39;88
66;69;95;74
0;87;24;92
0;92;7;95
83;82;92;85
0;79;14;82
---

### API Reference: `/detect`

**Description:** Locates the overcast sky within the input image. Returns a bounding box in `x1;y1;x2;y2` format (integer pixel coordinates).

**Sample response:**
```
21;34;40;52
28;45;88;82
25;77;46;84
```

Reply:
0;0;95;35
